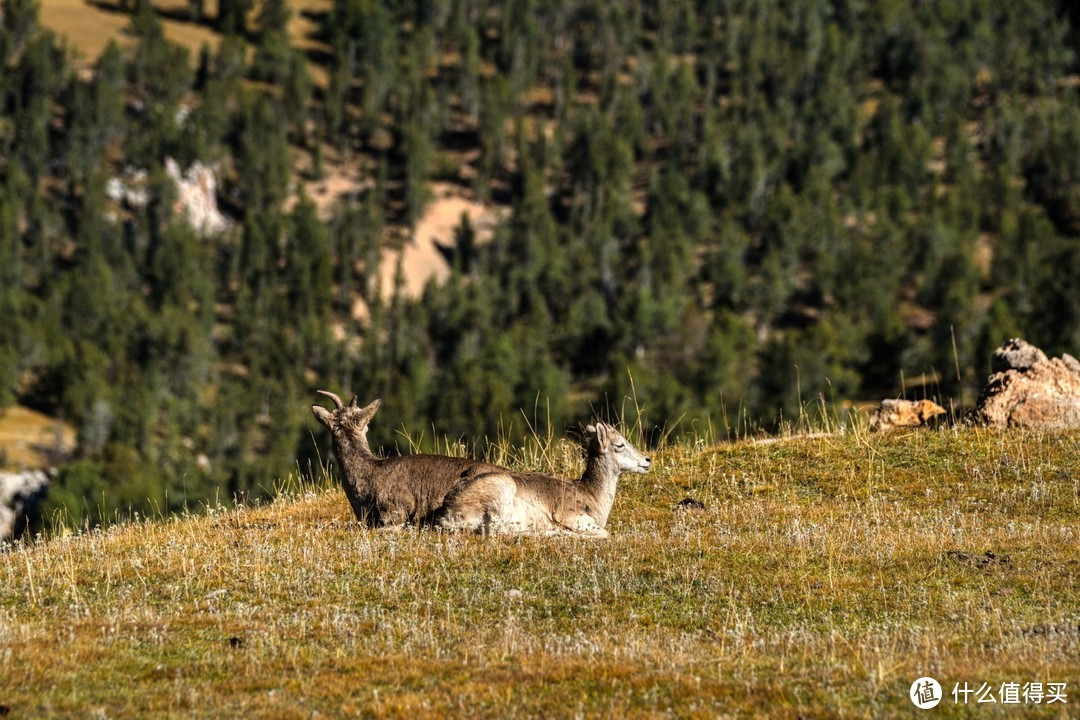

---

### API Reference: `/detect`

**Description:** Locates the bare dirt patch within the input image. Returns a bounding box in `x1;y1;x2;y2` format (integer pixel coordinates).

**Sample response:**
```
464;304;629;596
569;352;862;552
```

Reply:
376;182;506;301
292;147;372;218
946;549;1011;569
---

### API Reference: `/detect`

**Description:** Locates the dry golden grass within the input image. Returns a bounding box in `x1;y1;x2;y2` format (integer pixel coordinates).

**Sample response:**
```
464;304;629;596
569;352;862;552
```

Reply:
38;0;332;68
39;0;223;66
0;406;76;471
1;427;1078;717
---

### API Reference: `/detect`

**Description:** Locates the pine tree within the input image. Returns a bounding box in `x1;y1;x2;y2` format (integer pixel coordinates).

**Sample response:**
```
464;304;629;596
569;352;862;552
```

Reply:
251;0;293;84
0;189;24;407
216;0;254;36
127;3;192;166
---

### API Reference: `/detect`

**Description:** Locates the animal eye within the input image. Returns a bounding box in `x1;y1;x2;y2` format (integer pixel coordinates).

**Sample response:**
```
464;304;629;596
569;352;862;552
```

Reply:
614;442;625;449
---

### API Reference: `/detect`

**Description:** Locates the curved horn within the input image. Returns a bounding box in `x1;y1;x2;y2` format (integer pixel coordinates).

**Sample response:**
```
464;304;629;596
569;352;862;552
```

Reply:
316;389;344;409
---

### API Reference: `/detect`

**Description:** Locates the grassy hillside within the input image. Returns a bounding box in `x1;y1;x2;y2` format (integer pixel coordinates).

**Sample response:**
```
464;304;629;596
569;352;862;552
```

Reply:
2;428;1077;717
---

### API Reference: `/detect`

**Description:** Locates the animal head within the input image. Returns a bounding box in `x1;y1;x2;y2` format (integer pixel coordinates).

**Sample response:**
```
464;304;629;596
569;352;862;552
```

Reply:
311;390;381;452
585;422;651;474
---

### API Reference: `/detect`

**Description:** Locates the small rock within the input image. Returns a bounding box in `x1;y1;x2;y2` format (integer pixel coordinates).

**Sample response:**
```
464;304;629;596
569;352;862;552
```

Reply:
868;399;946;432
0;470;51;542
676;497;706;511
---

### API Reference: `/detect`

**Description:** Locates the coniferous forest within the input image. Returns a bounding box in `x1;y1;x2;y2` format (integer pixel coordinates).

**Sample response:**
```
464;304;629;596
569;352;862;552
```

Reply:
2;0;1080;529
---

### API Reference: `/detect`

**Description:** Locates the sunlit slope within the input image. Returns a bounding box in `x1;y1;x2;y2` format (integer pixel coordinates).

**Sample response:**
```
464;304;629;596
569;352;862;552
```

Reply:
2;428;1077;717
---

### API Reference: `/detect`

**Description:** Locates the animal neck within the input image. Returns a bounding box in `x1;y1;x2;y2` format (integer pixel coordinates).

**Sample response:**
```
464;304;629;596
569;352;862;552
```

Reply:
579;453;621;525
352;432;375;460
335;435;377;484
332;435;380;524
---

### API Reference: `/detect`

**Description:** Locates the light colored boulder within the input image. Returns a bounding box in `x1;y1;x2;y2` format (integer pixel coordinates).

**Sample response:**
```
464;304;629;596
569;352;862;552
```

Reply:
107;158;230;235
969;339;1080;429
0;470;50;542
164;157;231;235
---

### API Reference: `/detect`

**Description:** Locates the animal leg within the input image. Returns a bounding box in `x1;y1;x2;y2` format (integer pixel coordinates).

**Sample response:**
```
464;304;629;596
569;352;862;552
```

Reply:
561;514;610;539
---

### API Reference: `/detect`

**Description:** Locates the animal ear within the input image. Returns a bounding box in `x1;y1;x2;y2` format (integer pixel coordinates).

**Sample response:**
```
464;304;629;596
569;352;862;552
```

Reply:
593;422;611;449
357;398;382;424
312;404;334;428
585;423;598;437
350;396;359;408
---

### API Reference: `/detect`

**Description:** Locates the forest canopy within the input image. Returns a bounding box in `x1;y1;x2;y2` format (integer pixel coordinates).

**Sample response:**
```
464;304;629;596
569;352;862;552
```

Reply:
2;0;1079;529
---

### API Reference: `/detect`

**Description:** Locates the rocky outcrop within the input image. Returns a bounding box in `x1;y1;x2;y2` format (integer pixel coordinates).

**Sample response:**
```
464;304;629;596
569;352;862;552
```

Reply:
105;157;231;235
164;157;231;235
968;338;1080;429
105;169;150;208
0;470;50;542
868;398;946;432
